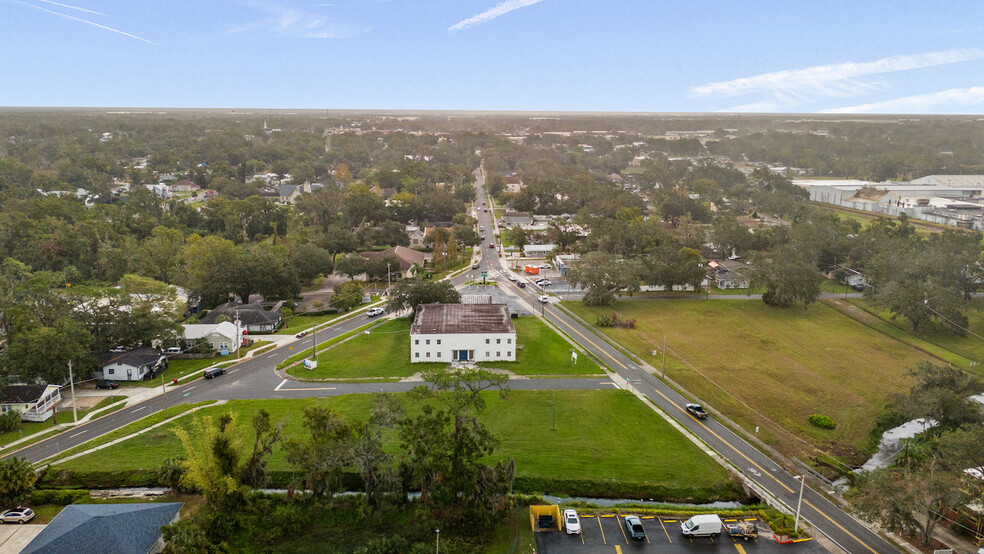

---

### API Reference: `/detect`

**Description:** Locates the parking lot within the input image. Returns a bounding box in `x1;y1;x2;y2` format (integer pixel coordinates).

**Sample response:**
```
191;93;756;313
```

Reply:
535;514;828;554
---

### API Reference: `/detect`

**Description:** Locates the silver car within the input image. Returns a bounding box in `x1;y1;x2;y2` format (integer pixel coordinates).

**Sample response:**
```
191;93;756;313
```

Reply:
0;507;35;524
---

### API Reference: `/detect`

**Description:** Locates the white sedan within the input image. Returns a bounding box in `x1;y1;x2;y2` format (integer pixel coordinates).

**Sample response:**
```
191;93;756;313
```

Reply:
0;507;35;524
564;509;581;535
538;295;549;303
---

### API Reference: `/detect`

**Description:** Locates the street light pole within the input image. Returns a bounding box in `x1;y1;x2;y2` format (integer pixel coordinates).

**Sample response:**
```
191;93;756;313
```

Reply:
794;475;805;533
162;372;168;417
435;529;440;554
68;360;77;424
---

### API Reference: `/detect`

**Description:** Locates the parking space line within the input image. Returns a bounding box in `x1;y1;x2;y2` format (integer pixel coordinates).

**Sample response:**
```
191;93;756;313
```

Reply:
659;518;672;543
597;516;606;545
614;546;621;554
640;516;655;519
617;517;628;543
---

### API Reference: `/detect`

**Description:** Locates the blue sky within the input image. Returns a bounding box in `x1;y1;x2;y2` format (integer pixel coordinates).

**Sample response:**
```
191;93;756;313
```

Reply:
2;0;984;113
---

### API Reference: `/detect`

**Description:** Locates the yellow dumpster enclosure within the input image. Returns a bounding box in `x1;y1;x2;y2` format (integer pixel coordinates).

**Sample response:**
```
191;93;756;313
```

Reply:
530;505;561;532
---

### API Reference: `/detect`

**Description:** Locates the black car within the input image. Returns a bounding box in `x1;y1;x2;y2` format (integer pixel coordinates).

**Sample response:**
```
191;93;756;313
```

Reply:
686;403;708;419
516;282;526;288
96;380;119;390
204;367;226;379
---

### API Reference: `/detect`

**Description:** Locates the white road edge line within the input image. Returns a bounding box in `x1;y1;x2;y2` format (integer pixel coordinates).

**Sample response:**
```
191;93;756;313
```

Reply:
132;406;146;412
275;378;287;391
185;386;196;392
68;430;87;439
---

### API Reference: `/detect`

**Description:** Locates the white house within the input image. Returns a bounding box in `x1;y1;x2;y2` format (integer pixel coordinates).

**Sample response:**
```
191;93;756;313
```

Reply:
0;384;62;422
95;347;167;382
182;322;241;355
410;304;516;363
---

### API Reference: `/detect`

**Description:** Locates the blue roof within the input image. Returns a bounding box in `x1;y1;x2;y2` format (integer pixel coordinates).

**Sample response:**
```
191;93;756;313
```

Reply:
22;503;183;554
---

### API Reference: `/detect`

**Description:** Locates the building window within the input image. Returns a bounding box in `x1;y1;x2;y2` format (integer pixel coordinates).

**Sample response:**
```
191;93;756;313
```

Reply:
486;352;490;357
426;339;430;345
497;351;501;357
437;352;441;358
507;351;512;357
485;338;490;344
507;338;512;344
415;353;419;358
415;340;419;345
496;338;501;344
426;352;431;358
108;368;114;375
437;339;441;345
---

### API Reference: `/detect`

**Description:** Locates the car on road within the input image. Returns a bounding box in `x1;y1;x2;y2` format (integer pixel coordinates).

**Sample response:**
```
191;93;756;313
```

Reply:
686;403;708;419
472;263;480;269
516;282;526;288
507;273;518;281
479;226;484;231
563;509;581;535
488;243;495;248
539;263;552;269
295;331;307;338
95;380;120;390
537;279;551;287
204;367;226;379
623;515;646;540
0;507;35;524
367;307;385;317
538;294;549;303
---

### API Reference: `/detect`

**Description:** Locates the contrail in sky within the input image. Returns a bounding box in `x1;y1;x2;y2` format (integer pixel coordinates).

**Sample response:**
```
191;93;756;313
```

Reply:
12;0;155;44
449;0;544;32
33;0;106;16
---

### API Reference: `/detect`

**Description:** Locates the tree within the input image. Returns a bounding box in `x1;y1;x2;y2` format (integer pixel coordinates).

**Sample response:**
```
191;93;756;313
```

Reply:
286;406;354;498
335;254;368;280
568;251;641;306
330;280;365;312
291;243;334;283
749;247;823;308
892;362;983;435
399;367;514;531
0;457;37;508
173;413;247;509
240;409;285;488
505;226;529;253
387;278;460;315
353;394;404;508
4;316;93;383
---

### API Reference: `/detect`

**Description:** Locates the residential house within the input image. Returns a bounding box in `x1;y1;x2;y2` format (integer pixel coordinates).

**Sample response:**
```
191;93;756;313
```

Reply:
95;347;167;382
707;260;749;289
406;226;427;248
522;244;556;258
200;302;282;333
0;384;62;422
410;304;516;363
501;211;533;228
360;245;428;278
171;180;199;193
22;503;183;554
182;321;241;355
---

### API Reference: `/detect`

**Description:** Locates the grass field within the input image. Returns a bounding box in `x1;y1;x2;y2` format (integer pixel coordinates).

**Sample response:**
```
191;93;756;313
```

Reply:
58;390;733;495
848;297;984;365
287;316;601;379
278;312;344;334
565;299;938;462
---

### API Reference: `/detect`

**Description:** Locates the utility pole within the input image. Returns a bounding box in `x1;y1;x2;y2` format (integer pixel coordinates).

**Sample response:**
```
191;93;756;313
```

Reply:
68;360;78;424
661;335;667;379
312;319;318;360
387;262;391;293
162;371;168;417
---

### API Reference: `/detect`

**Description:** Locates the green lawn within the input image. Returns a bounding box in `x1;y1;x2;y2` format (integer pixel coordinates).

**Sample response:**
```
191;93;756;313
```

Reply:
479;317;602;375
59;390;734;496
287;316;601;379
278;313;344;334
565;299;938;463
286;318;442;379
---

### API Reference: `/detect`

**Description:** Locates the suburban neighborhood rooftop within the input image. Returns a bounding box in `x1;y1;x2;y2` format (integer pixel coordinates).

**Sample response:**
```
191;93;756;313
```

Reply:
411;303;515;335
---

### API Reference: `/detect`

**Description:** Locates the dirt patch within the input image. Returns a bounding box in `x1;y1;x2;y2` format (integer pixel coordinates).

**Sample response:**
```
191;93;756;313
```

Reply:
57;396;104;410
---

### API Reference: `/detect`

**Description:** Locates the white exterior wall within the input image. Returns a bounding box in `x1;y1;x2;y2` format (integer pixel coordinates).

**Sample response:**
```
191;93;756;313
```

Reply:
100;362;150;381
410;332;517;363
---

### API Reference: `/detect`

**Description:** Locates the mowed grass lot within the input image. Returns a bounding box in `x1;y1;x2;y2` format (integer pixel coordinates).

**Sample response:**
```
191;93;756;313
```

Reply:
288;316;601;380
566;300;938;462
59;390;733;494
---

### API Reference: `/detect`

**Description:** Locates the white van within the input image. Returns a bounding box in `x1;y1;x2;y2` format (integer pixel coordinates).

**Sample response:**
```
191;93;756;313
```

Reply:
165;346;182;354
680;514;722;537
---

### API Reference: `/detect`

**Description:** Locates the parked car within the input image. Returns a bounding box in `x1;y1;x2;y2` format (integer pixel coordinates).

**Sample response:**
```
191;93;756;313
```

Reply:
95;380;119;390
563;509;581;535
204;367;226;379
0;507;35;524
367;307;385;317
538;279;552;287
295;331;307;338
479;226;484;231
538;295;549;303
488;243;495;248
686;403;709;419
165;346;182;354
539;263;552;269
623;515;646;540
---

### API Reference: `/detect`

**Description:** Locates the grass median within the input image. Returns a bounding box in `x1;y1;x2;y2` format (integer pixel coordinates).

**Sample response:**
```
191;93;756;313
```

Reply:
55;390;738;500
566;299;938;463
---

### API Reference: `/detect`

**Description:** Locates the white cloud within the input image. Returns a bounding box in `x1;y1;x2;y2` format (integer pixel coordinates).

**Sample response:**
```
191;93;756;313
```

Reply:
449;0;544;32
691;49;984;111
822;87;984;114
225;4;367;39
11;0;154;44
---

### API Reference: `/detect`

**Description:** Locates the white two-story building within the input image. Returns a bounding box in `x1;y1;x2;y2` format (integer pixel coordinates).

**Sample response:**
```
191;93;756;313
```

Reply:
410;304;517;363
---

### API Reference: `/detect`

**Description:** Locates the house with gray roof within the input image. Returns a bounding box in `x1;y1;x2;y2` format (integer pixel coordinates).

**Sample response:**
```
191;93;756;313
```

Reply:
200;301;281;332
0;384;62;422
22;502;183;554
95;347;166;382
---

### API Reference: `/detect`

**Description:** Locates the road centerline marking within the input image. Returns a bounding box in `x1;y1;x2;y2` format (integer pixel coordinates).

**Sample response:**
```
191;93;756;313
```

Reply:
68;430;87;439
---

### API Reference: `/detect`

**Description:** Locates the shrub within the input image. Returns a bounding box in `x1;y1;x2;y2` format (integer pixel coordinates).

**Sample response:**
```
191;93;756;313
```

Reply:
808;414;836;429
0;410;22;433
159;457;188;492
29;488;90;505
